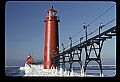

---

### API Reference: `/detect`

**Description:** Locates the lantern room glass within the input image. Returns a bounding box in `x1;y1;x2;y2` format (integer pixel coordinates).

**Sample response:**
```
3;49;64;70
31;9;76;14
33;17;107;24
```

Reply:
48;12;56;16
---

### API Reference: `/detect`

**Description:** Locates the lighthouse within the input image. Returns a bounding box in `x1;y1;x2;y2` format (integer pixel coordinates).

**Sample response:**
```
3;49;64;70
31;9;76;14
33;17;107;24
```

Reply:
44;6;60;69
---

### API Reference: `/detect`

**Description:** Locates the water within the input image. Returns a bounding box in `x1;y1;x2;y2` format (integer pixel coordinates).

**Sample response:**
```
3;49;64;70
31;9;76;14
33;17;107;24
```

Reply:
5;66;25;76
5;60;116;77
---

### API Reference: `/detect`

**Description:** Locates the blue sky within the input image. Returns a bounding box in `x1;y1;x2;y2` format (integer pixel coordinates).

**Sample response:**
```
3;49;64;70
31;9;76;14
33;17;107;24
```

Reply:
5;1;116;65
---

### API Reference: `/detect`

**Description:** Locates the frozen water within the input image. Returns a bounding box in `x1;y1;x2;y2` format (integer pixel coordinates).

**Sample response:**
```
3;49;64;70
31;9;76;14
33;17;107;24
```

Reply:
19;63;99;77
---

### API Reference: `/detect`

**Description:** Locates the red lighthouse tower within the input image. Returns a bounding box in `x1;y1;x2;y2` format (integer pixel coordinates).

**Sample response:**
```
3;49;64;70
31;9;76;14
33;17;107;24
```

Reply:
44;6;60;69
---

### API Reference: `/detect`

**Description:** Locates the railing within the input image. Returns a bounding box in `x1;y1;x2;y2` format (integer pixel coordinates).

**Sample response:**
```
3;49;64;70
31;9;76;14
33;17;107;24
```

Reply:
44;16;60;20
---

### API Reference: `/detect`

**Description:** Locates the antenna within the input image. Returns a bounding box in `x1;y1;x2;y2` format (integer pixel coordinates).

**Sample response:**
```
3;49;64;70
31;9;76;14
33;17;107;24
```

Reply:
32;51;33;57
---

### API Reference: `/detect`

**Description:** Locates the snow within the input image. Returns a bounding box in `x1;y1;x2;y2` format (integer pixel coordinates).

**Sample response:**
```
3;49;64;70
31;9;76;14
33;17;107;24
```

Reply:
19;63;102;77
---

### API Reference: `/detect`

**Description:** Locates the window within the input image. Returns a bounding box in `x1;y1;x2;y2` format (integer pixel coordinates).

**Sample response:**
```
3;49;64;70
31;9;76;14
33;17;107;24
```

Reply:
48;12;56;16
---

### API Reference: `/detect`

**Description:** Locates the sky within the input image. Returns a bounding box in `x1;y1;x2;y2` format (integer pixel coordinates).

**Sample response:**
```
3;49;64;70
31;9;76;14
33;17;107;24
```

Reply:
5;1;116;65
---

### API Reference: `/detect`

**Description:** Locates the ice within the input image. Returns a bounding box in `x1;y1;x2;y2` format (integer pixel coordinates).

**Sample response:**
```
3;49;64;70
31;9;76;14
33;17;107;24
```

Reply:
59;68;63;76
81;65;86;77
19;64;101;77
100;73;104;77
70;68;75;77
55;67;58;75
63;69;67;76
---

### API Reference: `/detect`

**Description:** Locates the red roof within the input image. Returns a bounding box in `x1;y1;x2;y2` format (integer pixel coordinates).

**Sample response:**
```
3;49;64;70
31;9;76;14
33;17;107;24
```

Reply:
47;6;57;13
26;55;34;64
